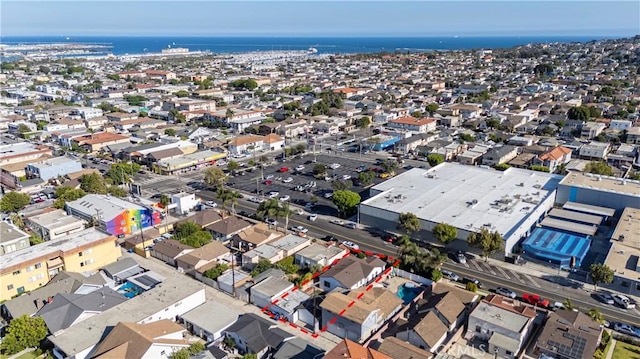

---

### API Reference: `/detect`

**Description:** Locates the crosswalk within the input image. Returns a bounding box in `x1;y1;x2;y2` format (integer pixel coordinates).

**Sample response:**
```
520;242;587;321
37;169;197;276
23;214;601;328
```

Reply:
462;260;542;288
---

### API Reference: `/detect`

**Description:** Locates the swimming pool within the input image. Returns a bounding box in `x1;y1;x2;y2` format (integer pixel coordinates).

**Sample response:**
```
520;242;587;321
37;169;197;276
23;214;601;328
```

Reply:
117;281;142;299
397;283;422;304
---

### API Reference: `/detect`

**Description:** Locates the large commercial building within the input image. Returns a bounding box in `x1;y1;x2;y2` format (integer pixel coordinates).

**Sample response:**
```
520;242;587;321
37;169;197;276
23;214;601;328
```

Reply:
359;163;563;256
605;207;640;294
66;194;162;237
556;172;640;213
27;209;86;241
0;228;120;301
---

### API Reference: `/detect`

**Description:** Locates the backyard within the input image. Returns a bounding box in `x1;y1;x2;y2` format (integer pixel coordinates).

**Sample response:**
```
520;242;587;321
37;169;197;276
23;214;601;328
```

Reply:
612;341;640;359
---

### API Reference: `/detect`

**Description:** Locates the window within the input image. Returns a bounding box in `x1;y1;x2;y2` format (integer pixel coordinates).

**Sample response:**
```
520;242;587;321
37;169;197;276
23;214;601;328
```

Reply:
7;284;13;290
506;351;512;356
476;325;481;333
12;270;20;276
324;280;330;288
79;252;83;257
85;248;93;254
35;263;42;269
27;266;34;272
36;273;45;279
80;262;84;267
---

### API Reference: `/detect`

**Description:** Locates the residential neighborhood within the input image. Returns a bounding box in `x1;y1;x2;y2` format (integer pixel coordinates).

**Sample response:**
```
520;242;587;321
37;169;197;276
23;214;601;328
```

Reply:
1;32;640;359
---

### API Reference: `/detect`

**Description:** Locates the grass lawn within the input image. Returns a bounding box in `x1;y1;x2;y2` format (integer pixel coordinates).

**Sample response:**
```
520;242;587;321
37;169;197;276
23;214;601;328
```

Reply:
612;341;640;359
0;351;40;359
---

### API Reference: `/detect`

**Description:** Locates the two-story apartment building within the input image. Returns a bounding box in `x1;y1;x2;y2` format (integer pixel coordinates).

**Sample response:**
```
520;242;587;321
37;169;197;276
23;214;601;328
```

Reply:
466;294;537;359
533;146;572;173
0;228;120;302
578;141;611;160
481;146;519;166
580;122;606;139
388;117;437;133
25;156;82;181
26;209;86;241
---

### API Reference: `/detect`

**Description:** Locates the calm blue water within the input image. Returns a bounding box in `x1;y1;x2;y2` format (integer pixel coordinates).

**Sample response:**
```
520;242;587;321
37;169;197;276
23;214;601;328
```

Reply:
0;35;615;55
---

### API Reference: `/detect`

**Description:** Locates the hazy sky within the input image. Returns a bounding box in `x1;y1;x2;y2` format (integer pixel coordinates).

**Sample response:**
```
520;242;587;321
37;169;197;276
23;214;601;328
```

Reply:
2;1;639;37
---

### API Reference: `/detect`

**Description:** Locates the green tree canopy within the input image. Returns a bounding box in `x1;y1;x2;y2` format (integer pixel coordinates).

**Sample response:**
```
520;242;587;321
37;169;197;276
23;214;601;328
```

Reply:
355;116;371;129
204;167;227;189
313;164;327;178
427;153;444;167
203;263;229;280
331;190;361;217
107;162;140;185
174;90;190;98
53;187;87;209
180;230;212;248
227;160;239;172
80;173;108;194
0;315;48;355
398;212;421;235
174;221;202;238
584;161;614;176
107;186;128;197
425;103;439;115
433;223;458;244
589;263;614;290
164;128;176;136
251;258;274;276
231;79;258;90
1;192;31;212
567;106;591;121
169;348;190;359
467;228;504;261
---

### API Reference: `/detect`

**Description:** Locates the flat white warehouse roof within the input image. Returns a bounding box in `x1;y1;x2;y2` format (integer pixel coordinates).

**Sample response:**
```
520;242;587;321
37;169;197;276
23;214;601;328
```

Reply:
361;163;562;236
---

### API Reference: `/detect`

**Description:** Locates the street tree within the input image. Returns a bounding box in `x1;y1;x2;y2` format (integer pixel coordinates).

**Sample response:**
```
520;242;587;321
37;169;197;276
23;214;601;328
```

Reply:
217;188;242;214
0;192;31;212
0;315;48;355
331;179;352;191
107;186;128;197
588;308;605;324
107;162;140;185
584;161;614;176
53;187;86;209
427;153;444;167
589;263;613;291
357;170;375;186
398;212;420;236
204;167;227;189
467;228;504;261
355;116;371;129
227;160;239;173
433;223;458;244
313;164;327;178
331;190;361;217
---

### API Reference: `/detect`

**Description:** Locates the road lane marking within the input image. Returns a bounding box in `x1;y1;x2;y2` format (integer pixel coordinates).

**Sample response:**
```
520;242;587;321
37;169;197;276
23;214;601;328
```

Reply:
471;261;483;271
523;274;542;288
508;270;526;283
496;267;510;279
480;262;497;275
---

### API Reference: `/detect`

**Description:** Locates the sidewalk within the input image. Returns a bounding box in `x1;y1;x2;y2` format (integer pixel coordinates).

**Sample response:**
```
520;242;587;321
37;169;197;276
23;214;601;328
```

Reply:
605;338;617;359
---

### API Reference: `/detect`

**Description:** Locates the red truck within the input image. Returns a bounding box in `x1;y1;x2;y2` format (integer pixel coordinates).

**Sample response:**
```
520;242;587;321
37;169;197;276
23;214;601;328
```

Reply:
522;293;550;308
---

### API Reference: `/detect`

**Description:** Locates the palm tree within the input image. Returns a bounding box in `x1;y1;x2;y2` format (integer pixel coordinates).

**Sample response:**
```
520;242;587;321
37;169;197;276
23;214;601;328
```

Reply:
563;298;575;311
159;194;170;229
588;308;605;324
280;201;292;234
257;199;286;231
217;189;241;215
424;248;448;270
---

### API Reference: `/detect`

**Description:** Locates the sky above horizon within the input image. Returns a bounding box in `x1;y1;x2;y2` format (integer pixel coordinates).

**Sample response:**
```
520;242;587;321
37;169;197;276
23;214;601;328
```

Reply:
2;1;639;37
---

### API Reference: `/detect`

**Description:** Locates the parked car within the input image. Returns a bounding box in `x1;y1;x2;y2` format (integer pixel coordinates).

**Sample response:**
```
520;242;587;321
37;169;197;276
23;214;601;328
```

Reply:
342;241;359;250
329;219;344;225
612;294;636;309
342;174;351;180
205;201;217;207
324;192;333;199
456;251;467;264
268;191;279;198
441;270;460;282
279;195;290;202
613;322;639;337
329;163;341;169
292;226;308;234
462;277;482;288
323;235;338;242
594;292;615;305
265;218;278;226
248;197;264;203
522;293;551;308
295;165;305;171
382;233;398;243
308;213;318;221
282;177;293;183
278;167;289;173
496;287;517;299
266;174;275;180
343;222;357;229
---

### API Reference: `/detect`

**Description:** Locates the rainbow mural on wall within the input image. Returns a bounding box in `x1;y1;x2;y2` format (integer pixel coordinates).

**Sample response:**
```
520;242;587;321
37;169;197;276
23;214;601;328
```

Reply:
104;207;162;236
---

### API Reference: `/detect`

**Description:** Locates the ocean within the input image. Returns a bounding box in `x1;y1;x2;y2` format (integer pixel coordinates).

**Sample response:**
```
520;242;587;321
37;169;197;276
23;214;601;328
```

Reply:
0;35;617;55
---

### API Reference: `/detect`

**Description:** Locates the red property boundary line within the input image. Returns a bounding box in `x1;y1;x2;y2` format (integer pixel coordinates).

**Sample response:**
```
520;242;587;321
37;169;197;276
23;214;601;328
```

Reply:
260;248;401;339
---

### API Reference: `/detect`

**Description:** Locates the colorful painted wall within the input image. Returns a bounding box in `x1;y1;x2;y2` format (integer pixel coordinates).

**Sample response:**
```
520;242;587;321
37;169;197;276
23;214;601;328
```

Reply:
104;208;161;236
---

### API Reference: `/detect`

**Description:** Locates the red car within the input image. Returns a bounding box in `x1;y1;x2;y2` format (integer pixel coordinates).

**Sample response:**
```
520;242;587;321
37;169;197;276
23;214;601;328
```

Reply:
382;234;398;243
263;180;273;185
278;167;289;173
522;293;550;308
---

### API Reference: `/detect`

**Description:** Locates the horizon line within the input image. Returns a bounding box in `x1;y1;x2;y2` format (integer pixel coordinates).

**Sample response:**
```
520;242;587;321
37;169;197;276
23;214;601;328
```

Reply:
2;33;638;38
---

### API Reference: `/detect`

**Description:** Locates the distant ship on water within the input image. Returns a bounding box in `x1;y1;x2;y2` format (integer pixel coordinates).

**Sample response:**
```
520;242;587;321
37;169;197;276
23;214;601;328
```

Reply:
307;47;318;54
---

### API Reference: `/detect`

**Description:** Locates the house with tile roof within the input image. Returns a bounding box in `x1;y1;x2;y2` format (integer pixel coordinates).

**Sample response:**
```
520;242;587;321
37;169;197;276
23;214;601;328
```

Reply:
324;339;392;359
320;287;402;342
388;116;437;133
319;256;385;291
377;336;433;359
533;146;572;173
175;240;231;275
89;320;190;359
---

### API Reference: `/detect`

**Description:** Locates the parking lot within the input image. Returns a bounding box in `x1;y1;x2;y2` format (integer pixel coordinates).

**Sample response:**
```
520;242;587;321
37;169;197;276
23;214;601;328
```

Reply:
227;153;408;217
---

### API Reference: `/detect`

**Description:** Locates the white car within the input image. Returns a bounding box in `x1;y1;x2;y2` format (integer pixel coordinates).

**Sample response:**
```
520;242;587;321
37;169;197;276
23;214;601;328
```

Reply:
293;226;308;234
612;294;636;309
265;218;278;226
308;213;318;221
268;191;279;198
441;270;460;282
457;252;467;264
279;195;290;202
205;201;217;207
248;197;265;203
342;174;351;180
343;222;357;229
293;208;304;215
265;174;275;180
295;165;305;171
329;219;344;225
283;177;293;183
324;192;333;199
329;163;341;169
342;241;359;250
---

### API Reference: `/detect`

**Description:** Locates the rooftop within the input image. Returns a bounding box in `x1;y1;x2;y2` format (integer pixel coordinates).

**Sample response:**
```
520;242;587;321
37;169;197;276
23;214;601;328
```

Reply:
28;156;79;168
362;163;562;237
295;243;347;262
251;276;293;297
0;221;29;244
470;299;534;334
605;207;640;282
269;234;310;253
48;275;204;357
0;228;114;274
179;301;241;337
66;194;145;221
27;209;85;229
560;172;640;197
